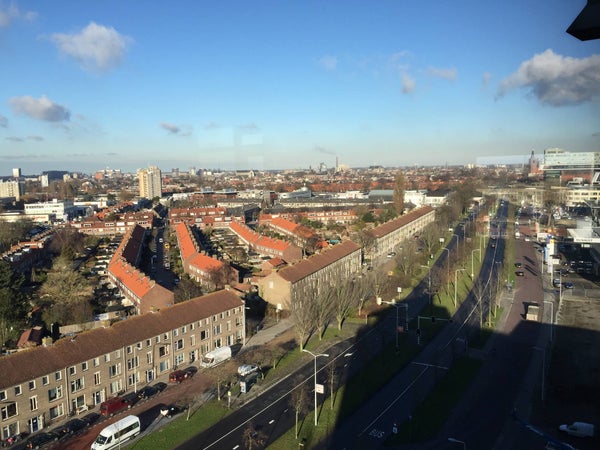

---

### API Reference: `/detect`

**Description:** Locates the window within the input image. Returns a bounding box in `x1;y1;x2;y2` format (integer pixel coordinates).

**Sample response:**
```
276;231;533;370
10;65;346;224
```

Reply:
48;386;63;402
114;350;121;358
175;339;184;350
190;335;196;346
175;353;184;365
127;356;139;371
70;378;84;393
155;335;160;344
82;362;88;372
0;391;5;401
181;325;187;334
104;353;110;363
110;380;122;395
163;333;169;340
146;339;151;348
158;346;169;357
127;345;133;354
200;330;208;340
214;324;221;335
190;322;195;331
127;374;139;387
49;403;64;420
29;396;38;411
69;366;76;376
1;403;17;421
146;352;152;364
172;329;179;337
28;380;35;391
109;363;121;378
14;385;21;396
227;321;231;331
93;357;100;367
136;342;143;350
42;376;49;386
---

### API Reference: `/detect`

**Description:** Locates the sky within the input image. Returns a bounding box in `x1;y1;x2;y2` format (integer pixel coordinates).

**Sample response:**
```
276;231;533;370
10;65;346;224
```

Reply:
0;0;599;175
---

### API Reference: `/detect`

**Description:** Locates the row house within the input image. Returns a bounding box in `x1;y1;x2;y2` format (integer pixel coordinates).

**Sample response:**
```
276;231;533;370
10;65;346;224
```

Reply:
229;222;302;263
257;240;361;310
260;209;357;225
71;211;155;236
258;216;316;248
0;290;244;441
169;207;227;226
369;206;436;260
175;222;226;290
108;225;174;313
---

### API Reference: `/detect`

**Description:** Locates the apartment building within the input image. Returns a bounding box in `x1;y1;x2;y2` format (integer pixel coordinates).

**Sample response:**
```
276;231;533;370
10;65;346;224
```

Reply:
229;221;303;263
0;289;244;440
138;166;162;200
369;206;436;261
257;240;362;310
0;180;23;201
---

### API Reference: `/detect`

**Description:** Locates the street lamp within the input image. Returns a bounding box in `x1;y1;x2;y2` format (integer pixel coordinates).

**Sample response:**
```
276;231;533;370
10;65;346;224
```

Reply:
302;349;329;426
377;299;408;348
448;437;466;449
471;249;481;278
454;269;466;308
420;264;431;306
452;233;460;256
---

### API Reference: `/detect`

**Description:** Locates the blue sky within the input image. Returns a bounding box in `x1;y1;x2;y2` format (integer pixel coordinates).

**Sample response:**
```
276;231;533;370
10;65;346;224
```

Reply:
0;0;599;175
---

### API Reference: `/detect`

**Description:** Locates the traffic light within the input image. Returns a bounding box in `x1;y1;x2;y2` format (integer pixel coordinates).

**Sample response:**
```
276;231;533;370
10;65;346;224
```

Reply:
431;316;436;323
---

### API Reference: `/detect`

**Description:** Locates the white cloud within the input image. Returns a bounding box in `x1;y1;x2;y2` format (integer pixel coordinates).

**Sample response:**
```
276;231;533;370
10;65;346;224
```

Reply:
318;55;338;71
482;72;492;87
427;67;457;81
160;122;180;134
0;114;7;127
51;22;132;73
0;3;37;28
498;49;600;106
401;74;415;94
9;95;70;122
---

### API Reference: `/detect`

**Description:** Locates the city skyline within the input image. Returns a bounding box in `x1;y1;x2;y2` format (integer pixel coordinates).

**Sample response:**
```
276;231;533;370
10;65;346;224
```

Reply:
1;0;599;176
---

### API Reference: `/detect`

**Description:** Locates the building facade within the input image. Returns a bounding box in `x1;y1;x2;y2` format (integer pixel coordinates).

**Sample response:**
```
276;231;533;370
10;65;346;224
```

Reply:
0;290;244;440
138;166;162;200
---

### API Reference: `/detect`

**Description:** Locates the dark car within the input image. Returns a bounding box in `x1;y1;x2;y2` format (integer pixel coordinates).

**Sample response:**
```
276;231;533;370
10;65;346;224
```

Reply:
121;391;140;406
514;262;522;268
183;366;198;377
79;412;100;427
138;385;158;400
563;281;574;289
26;431;59;449
515;270;525;277
159;403;187;418
58;418;87;438
152;381;167;393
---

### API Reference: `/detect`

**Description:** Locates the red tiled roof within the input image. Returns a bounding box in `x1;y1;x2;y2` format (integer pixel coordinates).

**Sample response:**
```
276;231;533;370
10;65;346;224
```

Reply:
0;290;243;389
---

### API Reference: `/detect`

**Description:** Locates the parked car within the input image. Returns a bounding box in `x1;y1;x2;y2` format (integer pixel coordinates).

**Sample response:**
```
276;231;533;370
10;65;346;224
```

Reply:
138;385;158;400
80;412;100;427
514;262;522;268
99;396;132;417
159;403;187;418
58;418;87;438
183;366;198;377
152;381;167;393
515;270;525;277
26;431;59;449
169;370;191;384
562;281;574;289
238;364;260;377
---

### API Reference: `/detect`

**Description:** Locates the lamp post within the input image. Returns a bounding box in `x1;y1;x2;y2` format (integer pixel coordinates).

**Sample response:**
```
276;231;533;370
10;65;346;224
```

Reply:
302;349;329;426
454;269;466;308
441;247;450;295
448;437;466;449
378;299;407;347
452;233;460;257
471;249;481;278
544;300;554;342
420;264;431;306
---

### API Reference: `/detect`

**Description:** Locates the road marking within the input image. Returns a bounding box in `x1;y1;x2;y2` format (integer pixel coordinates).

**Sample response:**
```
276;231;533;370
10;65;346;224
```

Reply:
369;429;385;439
269;419;275;425
233;446;239;449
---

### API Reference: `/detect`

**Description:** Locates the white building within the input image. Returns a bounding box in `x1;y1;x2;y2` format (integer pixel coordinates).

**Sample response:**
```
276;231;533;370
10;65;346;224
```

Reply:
138;166;162;200
24;199;77;222
0;180;23;201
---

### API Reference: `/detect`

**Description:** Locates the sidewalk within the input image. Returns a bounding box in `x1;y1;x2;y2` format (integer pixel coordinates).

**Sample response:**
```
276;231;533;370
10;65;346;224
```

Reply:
243;317;293;348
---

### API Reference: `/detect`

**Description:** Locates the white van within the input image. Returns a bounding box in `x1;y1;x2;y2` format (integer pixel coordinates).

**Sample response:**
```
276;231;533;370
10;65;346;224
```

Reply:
91;415;141;450
559;421;595;438
200;346;232;368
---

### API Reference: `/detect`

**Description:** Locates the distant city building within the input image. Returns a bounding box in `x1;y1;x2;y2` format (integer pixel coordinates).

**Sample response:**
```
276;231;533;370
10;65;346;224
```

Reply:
0;180;23;201
24;199;76;222
40;174;49;188
12;168;21;178
138;166;162;200
541;148;600;183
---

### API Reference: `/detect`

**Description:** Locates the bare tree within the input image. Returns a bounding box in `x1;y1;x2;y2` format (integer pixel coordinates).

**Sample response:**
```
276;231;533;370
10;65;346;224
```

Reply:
290;299;315;351
289;378;309;439
325;363;337;410
331;277;366;330
242;422;266;450
208;360;236;401
313;288;334;340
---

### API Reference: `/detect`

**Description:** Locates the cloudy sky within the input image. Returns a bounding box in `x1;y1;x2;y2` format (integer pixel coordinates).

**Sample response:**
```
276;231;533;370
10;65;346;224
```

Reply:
0;0;599;175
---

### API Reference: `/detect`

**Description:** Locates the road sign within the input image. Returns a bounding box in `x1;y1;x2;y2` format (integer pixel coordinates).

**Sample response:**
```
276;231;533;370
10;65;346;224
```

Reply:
315;383;324;394
240;381;246;393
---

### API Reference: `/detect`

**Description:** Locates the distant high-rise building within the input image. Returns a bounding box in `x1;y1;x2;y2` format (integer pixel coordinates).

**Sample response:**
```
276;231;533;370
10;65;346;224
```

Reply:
138;166;162;199
40;174;49;188
0;180;23;201
12;168;21;178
